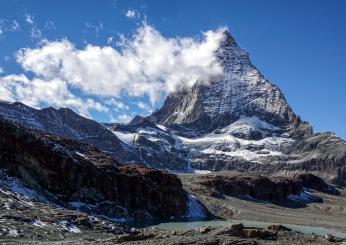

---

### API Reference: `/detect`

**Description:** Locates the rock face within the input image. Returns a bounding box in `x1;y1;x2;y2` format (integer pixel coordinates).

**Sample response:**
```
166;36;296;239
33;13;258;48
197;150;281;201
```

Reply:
187;173;303;203
183;172;337;204
0;116;187;219
148;32;310;137
0;101;135;163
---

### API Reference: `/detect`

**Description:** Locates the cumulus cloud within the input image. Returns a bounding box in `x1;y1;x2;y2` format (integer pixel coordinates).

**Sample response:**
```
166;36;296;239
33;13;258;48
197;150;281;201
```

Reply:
0;74;108;117
0;23;226;120
16;23;225;104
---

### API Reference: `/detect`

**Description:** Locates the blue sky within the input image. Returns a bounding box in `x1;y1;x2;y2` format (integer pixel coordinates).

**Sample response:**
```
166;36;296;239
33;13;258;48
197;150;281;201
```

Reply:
0;0;345;139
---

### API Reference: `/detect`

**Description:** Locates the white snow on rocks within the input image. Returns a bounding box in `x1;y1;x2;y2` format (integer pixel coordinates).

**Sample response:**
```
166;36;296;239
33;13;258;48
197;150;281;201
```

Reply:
30;218;47;227
7;229;19;237
287;189;314;203
0;170;49;204
111;131;135;145
186;194;207;219
220;116;279;135
67;224;81;233
194;170;212;175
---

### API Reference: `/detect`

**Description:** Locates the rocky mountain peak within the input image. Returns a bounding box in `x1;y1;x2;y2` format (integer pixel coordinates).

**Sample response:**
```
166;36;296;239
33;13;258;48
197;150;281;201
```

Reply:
149;31;308;137
220;30;238;48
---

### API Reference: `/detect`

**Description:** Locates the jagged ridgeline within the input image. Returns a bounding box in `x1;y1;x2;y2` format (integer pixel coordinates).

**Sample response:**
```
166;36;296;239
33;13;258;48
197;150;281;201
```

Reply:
0;31;345;186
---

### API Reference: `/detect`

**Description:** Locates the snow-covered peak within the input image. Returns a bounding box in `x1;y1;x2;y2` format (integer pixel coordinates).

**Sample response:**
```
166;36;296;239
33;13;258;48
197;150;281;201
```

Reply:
149;31;300;135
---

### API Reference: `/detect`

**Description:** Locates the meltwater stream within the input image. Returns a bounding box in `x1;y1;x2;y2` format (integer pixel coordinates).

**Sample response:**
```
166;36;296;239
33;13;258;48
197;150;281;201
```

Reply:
152;219;346;239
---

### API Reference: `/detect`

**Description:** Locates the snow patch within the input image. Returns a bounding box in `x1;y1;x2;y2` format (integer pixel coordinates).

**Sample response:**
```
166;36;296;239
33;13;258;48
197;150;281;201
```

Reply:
194;170;212;175
8;229;19;237
111;131;135;145
67;224;81;233
156;124;168;132
75;151;88;159
30;218;47;227
186;194;207;219
288;189;314;203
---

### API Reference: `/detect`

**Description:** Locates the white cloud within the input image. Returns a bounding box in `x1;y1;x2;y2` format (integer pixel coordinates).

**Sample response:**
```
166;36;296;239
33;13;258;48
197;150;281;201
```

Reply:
25;14;42;39
0;67;4;74
25;14;34;25
105;98;129;111
85;22;103;36
0;19;20;36
11;20;20;31
125;10;138;19
30;26;42;39
137;101;152;113
0;74;107;117
0;24;226;121
115;113;133;123
107;36;114;45
16;23;225;105
44;20;56;30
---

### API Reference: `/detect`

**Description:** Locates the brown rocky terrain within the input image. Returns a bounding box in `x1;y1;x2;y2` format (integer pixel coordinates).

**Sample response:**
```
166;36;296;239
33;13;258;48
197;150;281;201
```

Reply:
0;116;188;220
180;172;346;233
182;172;339;204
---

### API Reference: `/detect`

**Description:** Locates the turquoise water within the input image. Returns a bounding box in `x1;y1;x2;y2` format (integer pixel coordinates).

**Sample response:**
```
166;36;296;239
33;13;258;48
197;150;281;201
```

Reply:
153;219;346;239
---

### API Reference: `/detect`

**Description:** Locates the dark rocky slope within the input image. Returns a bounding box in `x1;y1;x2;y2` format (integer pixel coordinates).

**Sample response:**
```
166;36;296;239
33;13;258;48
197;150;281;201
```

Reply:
0;116;187;219
0;101;135;163
183;172;338;204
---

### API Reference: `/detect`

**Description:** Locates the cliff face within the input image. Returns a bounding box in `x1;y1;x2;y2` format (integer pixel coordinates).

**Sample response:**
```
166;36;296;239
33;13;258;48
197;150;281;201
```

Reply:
0;117;188;219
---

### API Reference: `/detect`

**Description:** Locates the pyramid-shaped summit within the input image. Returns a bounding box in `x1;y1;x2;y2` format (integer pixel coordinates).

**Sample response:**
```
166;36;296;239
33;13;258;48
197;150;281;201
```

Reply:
149;31;310;137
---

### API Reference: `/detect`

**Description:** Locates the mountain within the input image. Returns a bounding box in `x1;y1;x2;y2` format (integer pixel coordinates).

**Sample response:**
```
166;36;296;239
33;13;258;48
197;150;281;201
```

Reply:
0;31;345;186
148;32;310;138
0;101;136;163
0;116;188;220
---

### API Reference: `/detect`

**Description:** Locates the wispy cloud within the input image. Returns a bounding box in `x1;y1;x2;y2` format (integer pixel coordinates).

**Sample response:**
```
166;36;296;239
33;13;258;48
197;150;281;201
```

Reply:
25;14;34;25
25;14;42;39
44;20;56;30
0;19;21;37
85;22;104;37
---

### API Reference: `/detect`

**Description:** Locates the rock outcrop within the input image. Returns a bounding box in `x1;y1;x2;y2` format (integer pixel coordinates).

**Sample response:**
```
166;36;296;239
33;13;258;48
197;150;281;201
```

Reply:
184;172;336;204
0;116;187;219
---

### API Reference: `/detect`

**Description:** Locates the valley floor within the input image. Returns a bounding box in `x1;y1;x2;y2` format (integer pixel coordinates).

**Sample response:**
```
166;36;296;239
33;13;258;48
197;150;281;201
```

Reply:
180;172;346;233
1;171;346;244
